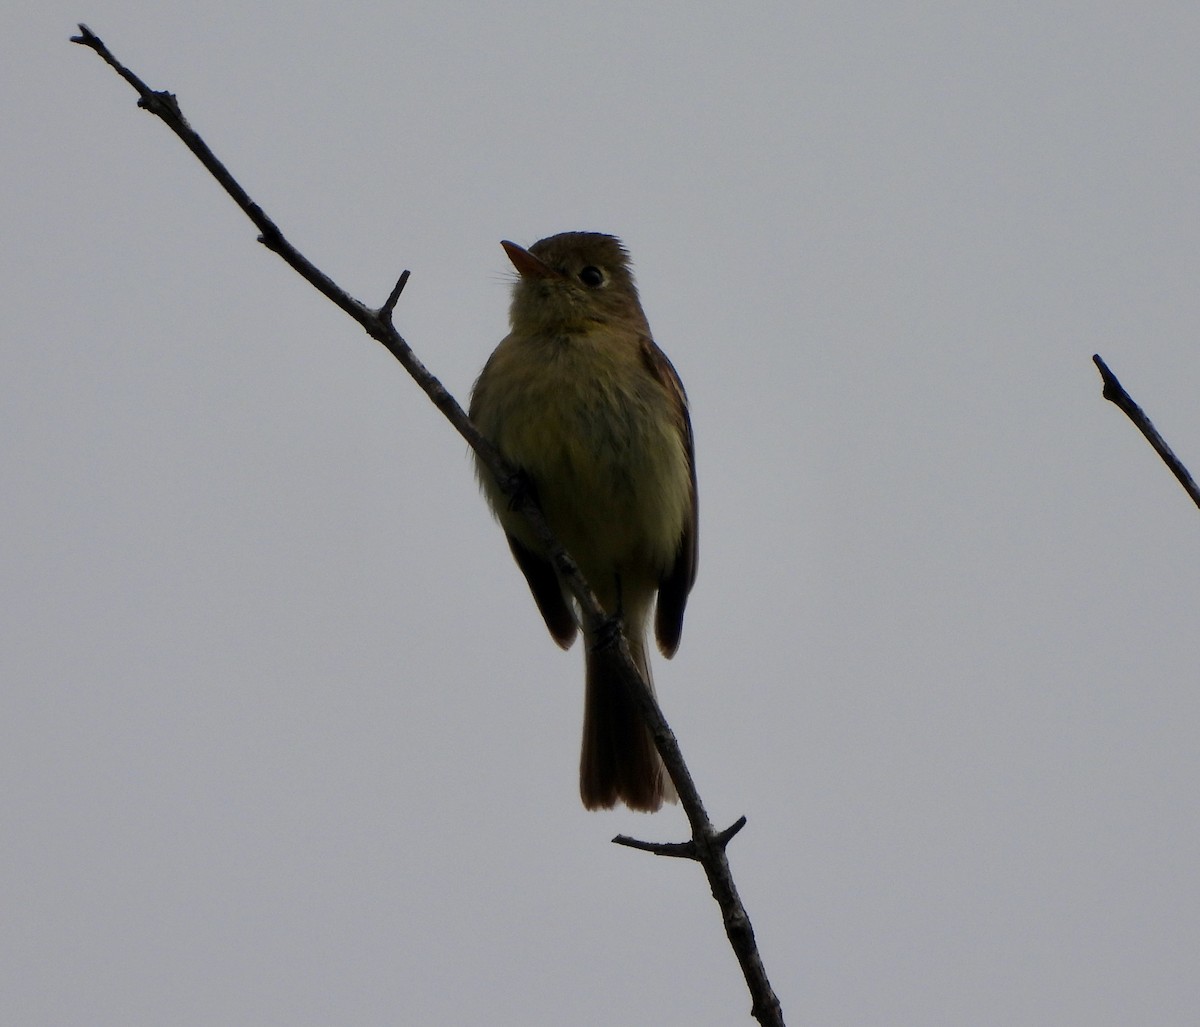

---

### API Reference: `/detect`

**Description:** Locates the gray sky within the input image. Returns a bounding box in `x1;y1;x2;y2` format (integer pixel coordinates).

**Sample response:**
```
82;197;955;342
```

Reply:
5;3;1200;1024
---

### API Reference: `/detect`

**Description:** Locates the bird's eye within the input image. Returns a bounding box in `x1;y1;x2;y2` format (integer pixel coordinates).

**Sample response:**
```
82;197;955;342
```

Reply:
578;266;604;288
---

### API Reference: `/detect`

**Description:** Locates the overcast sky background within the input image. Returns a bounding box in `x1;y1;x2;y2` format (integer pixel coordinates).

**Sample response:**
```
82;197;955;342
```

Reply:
4;3;1200;1025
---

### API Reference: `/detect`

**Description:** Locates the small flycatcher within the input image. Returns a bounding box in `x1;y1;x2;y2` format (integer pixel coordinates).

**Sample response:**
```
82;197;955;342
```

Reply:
470;232;698;812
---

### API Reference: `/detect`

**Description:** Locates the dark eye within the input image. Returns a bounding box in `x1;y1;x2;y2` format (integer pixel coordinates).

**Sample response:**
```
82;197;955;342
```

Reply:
578;266;604;288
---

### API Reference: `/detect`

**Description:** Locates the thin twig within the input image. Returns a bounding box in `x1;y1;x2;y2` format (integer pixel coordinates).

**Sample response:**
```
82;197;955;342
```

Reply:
611;835;699;858
72;26;785;1026
614;815;748;858
1093;354;1200;511
381;270;411;320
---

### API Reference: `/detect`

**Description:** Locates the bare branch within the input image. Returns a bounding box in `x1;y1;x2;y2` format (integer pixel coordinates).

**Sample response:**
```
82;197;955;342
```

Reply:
73;27;785;1026
1093;354;1200;511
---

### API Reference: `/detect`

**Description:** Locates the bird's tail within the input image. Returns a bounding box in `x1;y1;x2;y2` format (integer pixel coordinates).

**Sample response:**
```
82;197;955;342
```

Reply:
579;618;676;812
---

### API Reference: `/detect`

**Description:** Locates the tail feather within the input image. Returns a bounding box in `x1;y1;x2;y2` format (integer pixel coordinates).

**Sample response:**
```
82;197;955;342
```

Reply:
579;627;676;812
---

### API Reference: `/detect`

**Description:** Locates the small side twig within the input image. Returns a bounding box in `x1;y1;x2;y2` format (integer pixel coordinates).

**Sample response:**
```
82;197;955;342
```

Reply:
72;25;785;1027
614;815;748;858
1093;354;1200;511
381;270;411;320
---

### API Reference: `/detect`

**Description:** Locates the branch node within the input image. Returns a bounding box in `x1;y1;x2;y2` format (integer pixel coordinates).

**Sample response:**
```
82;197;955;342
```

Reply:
70;23;97;46
137;89;183;121
613;817;747;858
257;226;285;253
716;815;748;850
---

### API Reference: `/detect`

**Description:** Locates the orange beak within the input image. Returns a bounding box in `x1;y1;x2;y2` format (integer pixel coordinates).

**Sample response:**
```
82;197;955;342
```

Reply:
501;240;559;279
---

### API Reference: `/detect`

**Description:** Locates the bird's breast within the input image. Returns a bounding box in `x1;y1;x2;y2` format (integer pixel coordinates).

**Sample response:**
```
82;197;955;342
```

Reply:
481;331;690;583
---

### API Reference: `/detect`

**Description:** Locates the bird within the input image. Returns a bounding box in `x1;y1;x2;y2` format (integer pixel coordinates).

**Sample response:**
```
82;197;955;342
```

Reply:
469;231;697;811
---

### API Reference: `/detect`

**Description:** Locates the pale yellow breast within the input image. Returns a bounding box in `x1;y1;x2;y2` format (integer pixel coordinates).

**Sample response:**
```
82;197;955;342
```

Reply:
473;328;691;597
